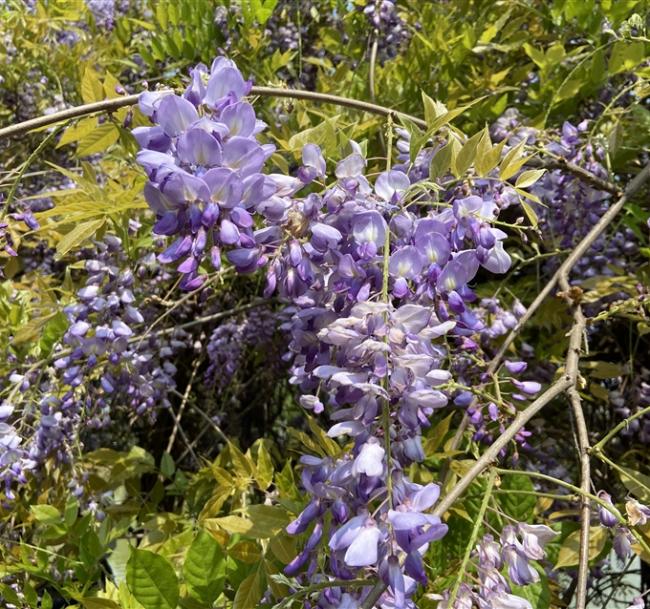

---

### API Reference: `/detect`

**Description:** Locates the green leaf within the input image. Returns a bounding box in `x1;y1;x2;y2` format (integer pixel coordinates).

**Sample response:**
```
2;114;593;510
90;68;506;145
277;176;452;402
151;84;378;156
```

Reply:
422;92;446;125
453;130;483;177
228;442;255;478
618;466;650;503
30;504;62;524
55;218;105;259
511;574;550;609
287;119;337;155
429;141;454;181
609;40;646;74
160;452;175;478
209;505;288;539
515;169;546;189
518;198;539;228
474;127;505;177
253;0;278;24
255;442;274;490
57;117;99;148
498;474;536;522
184;531;225;603
80;599;121;609
232;562;265;609
64;497;79;528
13;312;58;345
555;526;608;568
81;67;104;104
76;123;120;156
424;412;455;454
126;549;179;609
107;539;132;585
499;140;528;181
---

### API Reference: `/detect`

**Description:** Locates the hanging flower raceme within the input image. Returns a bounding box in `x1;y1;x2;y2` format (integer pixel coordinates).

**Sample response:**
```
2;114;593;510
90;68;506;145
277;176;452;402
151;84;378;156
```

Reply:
135;57;280;289
132;56;548;608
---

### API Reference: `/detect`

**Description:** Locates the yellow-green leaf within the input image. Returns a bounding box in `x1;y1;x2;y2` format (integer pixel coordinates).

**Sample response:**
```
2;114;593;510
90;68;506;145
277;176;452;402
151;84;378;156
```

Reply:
232;562;265;609
454;130;483;177
515;169;546;189
618;466;650;504
80;599;121;609
255;442;274;490
126;549;179;609
609;40;646;74
499;139;528;181
228;442;255;479
55;218;105;260
77;123;119;156
429;141;454;181
14;313;59;345
57;117;98;148
555;527;608;568
81;67;105;104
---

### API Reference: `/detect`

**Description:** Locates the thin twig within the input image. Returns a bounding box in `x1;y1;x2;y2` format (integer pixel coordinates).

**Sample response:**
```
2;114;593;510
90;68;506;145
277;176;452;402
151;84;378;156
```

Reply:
493;159;650;368
449;469;497;606
592;404;650;451
529;155;622;196
1;127;61;220
165;357;201;455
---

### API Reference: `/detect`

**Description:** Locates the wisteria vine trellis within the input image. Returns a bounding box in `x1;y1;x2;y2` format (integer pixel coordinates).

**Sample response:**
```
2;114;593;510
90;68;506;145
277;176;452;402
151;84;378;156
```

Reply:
2;55;650;609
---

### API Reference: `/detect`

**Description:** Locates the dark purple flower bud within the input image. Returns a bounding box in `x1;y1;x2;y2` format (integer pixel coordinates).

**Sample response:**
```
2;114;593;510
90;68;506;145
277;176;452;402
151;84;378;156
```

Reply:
597;490;619;527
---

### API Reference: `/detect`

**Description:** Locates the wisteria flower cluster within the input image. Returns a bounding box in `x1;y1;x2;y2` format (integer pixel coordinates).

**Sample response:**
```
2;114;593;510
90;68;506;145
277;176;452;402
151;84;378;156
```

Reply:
437;525;557;609
0;236;191;499
131;56;558;608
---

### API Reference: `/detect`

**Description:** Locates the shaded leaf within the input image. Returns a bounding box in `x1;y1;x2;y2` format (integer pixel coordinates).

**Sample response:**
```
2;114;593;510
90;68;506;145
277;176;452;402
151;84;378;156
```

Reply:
126;549;179;609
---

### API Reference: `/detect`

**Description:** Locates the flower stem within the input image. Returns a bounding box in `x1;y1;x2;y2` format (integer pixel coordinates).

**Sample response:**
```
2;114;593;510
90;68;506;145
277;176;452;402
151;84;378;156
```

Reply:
449;468;497;606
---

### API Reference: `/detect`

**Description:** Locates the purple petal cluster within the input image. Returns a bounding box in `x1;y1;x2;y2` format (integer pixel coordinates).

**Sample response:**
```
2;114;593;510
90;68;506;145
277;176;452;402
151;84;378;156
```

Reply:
135;58;277;289
205;307;277;391
438;525;557;609
131;57;545;607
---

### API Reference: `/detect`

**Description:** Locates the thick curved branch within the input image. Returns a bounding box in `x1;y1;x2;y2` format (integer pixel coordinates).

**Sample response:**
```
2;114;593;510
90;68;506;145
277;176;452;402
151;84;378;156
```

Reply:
0;87;427;140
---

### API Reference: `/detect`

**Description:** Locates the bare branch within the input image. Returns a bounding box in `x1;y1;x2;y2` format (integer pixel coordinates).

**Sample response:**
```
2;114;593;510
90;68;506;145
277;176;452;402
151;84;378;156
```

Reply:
493;159;650;368
0;87;427;140
165;357;201;456
558;272;590;609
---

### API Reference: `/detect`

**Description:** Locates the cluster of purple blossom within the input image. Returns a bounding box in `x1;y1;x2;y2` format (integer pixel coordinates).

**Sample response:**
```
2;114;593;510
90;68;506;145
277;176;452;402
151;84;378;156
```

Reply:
0;235;191;499
491;109;638;282
133;57;555;608
437;525;557;609
135;57;278;290
597;490;650;565
362;1;412;64
205;306;277;391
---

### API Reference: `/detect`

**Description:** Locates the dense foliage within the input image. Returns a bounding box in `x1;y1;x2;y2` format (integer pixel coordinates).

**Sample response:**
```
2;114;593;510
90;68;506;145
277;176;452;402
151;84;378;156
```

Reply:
1;1;650;609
